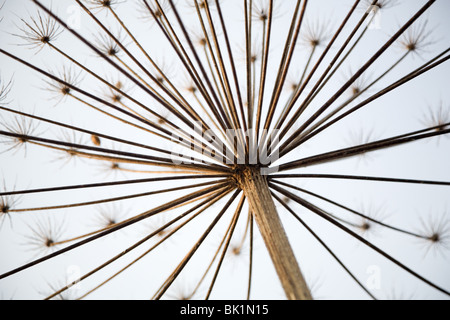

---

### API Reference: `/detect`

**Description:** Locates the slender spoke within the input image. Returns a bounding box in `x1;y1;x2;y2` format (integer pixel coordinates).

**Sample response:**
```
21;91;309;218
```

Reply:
0;182;229;280
271;192;376;300
271;179;427;239
153;189;241;300
0;175;228;197
280;48;450;156
270;183;450;297
46;186;231;300
269;174;450;187
205;193;246;299
10;179;227;213
278;124;450;172
276;0;435;156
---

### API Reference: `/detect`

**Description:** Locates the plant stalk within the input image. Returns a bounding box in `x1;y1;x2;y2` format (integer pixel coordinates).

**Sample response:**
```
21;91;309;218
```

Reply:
239;167;312;300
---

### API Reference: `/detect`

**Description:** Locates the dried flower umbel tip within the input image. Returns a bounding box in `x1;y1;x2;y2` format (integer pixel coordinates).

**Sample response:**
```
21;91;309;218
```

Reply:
0;195;15;228
15;11;63;53
103;79;130;104
421;102;450;134
139;0;172;21
353;203;388;238
397;20;435;58
301;19;332;49
166;280;197;301
0;115;40;155
86;0;123;11
417;214;450;258
251;0;283;23
150;58;175;85
344;69;372;97
189;0;219;11
53;130;86;165
94;205;127;229
44;67;83;104
144;216;173;239
94;29;129;58
23;217;66;256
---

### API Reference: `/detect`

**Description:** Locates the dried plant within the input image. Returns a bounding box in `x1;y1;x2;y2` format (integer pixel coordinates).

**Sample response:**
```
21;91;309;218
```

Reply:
0;0;449;301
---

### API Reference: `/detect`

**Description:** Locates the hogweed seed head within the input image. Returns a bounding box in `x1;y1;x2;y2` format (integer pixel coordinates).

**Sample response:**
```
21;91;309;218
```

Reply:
0;0;449;301
416;213;450;258
421;102;450;135
44;66;83;104
23;217;66;256
85;0;124;11
0;196;12;228
94;204;127;229
93;27;130;59
0;114;41;155
15;11;63;53
300;18;333;49
397;20;436;58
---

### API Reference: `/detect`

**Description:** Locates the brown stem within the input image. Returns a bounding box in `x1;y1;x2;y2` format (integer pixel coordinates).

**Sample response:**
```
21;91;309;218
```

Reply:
238;167;312;300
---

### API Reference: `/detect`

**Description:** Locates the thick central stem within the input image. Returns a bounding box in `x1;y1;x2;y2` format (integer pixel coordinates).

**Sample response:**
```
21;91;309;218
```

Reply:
238;167;312;300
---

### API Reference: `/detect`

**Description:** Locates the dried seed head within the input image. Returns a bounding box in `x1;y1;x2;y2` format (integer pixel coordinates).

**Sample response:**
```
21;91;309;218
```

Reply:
53;130;87;165
236;39;262;66
149;57;175;86
94;205;126;229
103;78;132;104
252;0;270;22
86;0;123;11
301;18;332;49
360;222;371;231
0;187;20;229
144;216;173;239
166;280;197;301
111;162;120;170
420;102;450;134
225;238;249;267
355;203;389;238
429;233;440;243
416;213;450;258
180;73;198;95
23;217;66;255
15;11;63;52
251;0;284;23
343;69;372;98
94;30;127;58
190;28;209;48
0;203;9;214
139;0;171;22
186;83;197;94
397;20;435;58
0;196;11;226
0;114;40;155
44;66;83;104
186;0;219;11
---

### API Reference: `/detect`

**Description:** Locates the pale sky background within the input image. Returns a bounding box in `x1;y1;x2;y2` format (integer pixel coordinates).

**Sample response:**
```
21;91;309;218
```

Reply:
0;0;450;300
